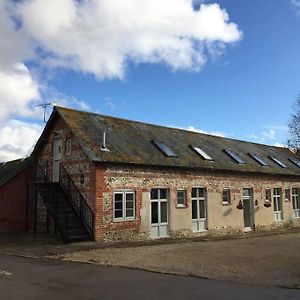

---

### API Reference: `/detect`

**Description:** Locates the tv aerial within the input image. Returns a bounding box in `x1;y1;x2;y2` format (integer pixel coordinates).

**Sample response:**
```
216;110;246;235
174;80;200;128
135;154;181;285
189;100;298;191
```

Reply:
36;102;56;123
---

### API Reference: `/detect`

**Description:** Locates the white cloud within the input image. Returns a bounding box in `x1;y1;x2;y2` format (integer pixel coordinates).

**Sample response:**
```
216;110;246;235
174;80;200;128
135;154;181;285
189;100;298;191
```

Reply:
184;125;226;137
291;0;300;15
0;0;242;161
17;0;242;79
0;120;42;161
0;2;40;124
273;142;287;148
261;129;276;140
0;64;40;124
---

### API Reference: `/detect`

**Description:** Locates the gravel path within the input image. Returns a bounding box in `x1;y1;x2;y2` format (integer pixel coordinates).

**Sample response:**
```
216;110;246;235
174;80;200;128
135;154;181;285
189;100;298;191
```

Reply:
62;232;300;289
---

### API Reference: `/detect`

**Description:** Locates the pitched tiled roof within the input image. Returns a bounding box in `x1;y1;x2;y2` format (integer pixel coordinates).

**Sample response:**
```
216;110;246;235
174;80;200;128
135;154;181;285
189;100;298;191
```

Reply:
49;106;300;177
0;158;29;187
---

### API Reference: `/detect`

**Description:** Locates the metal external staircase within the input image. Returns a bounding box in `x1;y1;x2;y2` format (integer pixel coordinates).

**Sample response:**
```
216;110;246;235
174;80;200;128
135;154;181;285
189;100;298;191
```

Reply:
35;162;94;242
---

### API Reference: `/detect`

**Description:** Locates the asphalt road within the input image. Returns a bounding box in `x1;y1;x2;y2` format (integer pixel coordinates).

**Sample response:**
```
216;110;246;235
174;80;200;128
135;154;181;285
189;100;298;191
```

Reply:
0;254;299;300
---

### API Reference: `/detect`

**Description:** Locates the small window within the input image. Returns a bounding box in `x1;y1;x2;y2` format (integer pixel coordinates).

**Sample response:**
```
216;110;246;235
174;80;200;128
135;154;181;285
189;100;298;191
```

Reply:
66;138;72;155
224;149;246;164
191;146;213;161
222;188;230;204
114;191;135;221
177;190;186;207
284;189;290;202
289;158;300;168
265;189;271;201
269;156;287;168
248;153;269;166
152;140;177;157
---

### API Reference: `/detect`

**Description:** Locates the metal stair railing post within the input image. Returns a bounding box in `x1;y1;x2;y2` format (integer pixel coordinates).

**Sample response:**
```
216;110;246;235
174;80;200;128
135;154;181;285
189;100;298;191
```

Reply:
59;164;94;239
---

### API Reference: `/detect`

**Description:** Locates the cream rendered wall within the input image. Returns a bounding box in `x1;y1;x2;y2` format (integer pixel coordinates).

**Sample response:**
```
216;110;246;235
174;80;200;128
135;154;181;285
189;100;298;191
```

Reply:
102;165;300;240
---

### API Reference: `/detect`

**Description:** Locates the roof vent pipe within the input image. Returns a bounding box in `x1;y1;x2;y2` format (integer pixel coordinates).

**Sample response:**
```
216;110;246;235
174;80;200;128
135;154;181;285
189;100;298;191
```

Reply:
100;131;110;152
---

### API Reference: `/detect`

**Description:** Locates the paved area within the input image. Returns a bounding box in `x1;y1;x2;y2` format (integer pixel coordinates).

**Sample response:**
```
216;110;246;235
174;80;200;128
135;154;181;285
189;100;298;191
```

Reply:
0;253;299;300
62;232;300;289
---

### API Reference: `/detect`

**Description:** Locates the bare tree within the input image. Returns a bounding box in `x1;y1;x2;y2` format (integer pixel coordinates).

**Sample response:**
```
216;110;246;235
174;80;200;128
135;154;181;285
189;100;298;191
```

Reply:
288;95;300;154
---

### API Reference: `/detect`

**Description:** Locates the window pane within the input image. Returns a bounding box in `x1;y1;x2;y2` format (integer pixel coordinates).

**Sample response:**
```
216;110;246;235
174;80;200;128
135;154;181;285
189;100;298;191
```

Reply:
159;189;167;199
192;146;213;160
151;202;158;224
198;188;205;198
114;193;123;218
265;189;271;201
249;153;268;166
114;209;123;218
243;189;251;197
224;149;246;164
115;201;122;210
199;200;205;219
222;189;229;202
126;209;134;218
274;188;280;196
191;188;197;198
285;189;290;200
126;201;134;209
152;140;177;157
177;190;186;205
160;202;168;223
151;189;158;199
192;200;198;219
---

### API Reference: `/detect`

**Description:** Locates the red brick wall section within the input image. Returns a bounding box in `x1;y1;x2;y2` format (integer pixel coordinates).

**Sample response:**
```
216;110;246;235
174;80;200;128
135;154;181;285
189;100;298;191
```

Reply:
35;115;94;207
0;170;27;232
94;163;300;241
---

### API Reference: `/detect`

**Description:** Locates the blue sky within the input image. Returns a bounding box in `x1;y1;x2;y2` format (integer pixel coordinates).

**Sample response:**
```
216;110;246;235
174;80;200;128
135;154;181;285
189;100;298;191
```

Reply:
1;0;300;161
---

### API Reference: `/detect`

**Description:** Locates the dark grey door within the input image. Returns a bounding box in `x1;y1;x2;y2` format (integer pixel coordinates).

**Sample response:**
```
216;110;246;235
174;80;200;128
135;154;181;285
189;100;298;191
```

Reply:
243;188;254;230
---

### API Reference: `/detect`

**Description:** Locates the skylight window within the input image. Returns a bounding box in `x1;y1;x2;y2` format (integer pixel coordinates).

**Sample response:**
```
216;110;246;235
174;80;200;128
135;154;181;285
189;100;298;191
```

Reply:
289;158;300;168
248;153;269;166
152;140;177;157
224;149;245;164
191;146;213;161
269;156;287;168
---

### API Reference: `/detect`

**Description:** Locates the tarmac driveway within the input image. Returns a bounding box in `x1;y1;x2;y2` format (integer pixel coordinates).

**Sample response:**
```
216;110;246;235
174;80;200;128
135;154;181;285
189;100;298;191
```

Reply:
62;232;300;289
0;253;299;300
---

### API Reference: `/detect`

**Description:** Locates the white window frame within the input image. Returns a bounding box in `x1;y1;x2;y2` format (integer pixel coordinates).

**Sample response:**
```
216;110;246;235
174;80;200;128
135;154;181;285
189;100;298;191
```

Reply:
113;190;135;221
176;189;186;208
273;188;283;221
66;138;72;155
292;188;300;219
222;188;231;205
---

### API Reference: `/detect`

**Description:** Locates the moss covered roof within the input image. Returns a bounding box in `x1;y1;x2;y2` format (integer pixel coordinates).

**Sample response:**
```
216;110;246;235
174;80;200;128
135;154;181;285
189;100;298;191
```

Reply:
53;106;300;177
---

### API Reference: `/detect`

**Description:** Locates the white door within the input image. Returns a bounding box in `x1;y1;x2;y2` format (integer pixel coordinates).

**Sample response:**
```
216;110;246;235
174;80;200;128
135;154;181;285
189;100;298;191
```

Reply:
53;138;62;182
292;188;300;219
192;188;207;232
150;188;168;238
273;188;283;221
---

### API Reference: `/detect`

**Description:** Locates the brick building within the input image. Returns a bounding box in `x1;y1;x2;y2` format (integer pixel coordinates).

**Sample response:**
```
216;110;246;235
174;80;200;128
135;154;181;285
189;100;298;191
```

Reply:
29;106;300;242
0;158;29;232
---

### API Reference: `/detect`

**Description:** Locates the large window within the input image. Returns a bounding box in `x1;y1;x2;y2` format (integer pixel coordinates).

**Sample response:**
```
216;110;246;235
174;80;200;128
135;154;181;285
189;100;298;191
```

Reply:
292;188;300;219
114;191;135;221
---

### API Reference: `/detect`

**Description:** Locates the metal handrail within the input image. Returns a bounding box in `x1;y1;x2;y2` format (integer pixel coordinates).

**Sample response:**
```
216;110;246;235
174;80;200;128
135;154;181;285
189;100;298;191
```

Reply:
59;164;94;238
34;162;70;241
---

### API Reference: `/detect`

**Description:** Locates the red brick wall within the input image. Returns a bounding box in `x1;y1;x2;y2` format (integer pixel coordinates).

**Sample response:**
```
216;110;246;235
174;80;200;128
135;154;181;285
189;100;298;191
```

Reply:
94;163;300;241
35;115;94;207
0;170;27;232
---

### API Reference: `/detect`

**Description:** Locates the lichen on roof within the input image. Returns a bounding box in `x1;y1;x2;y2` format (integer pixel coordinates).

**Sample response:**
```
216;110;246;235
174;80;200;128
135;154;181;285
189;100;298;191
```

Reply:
54;106;300;177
